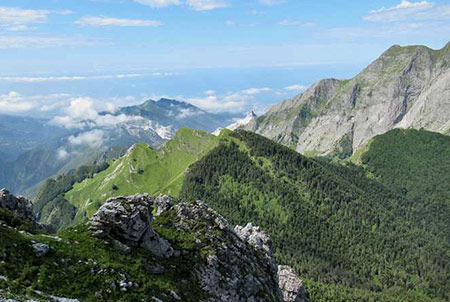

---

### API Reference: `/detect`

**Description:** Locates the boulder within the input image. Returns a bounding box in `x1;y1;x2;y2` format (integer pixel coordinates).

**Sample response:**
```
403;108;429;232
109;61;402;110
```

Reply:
32;242;50;257
278;266;310;302
89;194;173;258
0;188;35;221
154;194;173;216
234;222;273;255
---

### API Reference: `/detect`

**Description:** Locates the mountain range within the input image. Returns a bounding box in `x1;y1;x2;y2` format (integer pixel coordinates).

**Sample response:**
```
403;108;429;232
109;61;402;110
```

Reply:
2;42;450;302
0;99;237;196
243;43;450;158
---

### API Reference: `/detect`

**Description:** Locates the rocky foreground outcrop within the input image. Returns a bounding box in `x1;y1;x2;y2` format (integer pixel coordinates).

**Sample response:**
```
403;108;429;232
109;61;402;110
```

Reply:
89;194;173;257
89;194;309;302
0;188;34;221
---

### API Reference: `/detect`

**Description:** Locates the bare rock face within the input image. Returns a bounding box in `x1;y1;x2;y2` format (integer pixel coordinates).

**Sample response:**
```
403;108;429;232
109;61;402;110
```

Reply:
89;195;309;302
154;194;173;216
234;222;273;255
157;199;284;302
278;266;310;302
250;43;450;157
89;194;173;258
0;188;35;221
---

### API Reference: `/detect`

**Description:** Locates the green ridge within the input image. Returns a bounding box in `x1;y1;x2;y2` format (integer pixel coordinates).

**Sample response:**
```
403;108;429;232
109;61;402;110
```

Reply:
179;130;450;302
64;128;221;224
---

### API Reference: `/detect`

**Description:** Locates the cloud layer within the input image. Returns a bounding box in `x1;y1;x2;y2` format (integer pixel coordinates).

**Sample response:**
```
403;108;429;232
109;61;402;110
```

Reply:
76;16;162;27
133;0;229;10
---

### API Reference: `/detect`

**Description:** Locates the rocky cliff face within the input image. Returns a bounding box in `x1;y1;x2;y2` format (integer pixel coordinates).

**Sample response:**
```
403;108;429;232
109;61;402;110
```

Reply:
0;188;35;221
88;194;309;302
248;42;450;157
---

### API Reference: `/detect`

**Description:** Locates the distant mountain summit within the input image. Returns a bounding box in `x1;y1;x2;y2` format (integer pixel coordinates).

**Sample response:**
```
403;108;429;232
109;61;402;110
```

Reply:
247;42;450;157
0;98;236;195
213;111;257;135
116;98;235;133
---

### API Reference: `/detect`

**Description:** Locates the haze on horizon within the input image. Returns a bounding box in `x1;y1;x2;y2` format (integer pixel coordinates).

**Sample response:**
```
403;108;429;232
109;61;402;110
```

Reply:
0;0;449;116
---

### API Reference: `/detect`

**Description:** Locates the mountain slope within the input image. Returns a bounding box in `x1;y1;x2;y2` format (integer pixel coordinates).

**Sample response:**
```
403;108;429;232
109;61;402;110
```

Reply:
248;42;450;157
63;128;220;225
353;128;450;239
0;115;68;162
1;190;294;302
179;130;450;302
116;98;235;132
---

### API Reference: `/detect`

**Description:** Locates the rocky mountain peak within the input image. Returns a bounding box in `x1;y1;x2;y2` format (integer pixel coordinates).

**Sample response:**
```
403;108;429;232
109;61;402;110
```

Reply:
251;42;450;157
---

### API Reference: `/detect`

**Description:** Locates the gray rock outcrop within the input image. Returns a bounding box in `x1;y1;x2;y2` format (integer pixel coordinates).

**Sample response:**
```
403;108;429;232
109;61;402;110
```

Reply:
32;242;50;257
278;266;310;302
246;43;450;157
166;200;283;302
89;194;173;258
234;222;273;254
0;188;34;221
89;194;309;302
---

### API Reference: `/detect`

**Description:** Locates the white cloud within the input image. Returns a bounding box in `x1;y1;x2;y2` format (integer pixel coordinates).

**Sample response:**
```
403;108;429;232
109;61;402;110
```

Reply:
185;88;268;113
59;10;74;15
133;0;228;10
0;91;34;112
242;87;272;95
68;129;105;149
187;93;249;113
176;108;204;119
279;19;315;27
133;0;181;8
76;16;162;27
50;97;149;129
57;148;70;160
0;7;49;31
0;35;108;49
0;72;176;82
259;0;285;6
363;1;445;22
186;0;229;11
285;84;306;91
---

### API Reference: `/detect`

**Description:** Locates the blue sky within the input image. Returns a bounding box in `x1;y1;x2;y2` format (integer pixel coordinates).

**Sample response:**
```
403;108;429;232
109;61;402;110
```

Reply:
0;0;449;116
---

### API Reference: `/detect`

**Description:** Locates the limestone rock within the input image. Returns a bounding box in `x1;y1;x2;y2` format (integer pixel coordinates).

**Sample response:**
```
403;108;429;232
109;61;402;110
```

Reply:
278;266;309;302
234;222;273;255
0;188;34;221
248;43;450;157
89;194;173;258
154;194;173;216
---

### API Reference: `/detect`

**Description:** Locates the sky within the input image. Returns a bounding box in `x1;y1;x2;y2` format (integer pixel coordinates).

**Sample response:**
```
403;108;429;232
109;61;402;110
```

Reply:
0;0;449;117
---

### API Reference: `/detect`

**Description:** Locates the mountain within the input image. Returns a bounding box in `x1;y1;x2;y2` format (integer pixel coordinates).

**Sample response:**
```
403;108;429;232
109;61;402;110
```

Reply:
179;130;450;302
213;111;258;135
116;98;236;133
1;190;308;302
35;128;450;302
0;99;236;196
34;128;221;229
246;42;450;157
0;115;68;162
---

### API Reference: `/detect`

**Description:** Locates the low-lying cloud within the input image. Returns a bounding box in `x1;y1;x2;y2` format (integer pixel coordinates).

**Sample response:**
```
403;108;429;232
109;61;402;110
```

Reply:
50;97;146;129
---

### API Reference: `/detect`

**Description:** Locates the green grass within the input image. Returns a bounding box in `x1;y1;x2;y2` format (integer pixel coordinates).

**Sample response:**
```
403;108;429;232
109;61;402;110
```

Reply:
0;208;213;302
64;128;221;225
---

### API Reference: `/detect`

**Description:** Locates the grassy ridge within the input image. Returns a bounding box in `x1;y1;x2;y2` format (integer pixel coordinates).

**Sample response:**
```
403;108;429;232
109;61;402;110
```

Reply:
64;128;220;224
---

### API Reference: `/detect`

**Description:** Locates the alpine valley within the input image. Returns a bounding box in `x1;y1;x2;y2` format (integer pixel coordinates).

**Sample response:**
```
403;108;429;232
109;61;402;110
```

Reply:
1;42;450;302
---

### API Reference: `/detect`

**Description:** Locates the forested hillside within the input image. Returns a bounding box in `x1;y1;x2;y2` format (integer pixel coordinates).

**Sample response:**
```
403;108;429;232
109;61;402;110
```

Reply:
179;130;450;302
357;128;450;255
